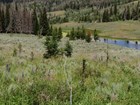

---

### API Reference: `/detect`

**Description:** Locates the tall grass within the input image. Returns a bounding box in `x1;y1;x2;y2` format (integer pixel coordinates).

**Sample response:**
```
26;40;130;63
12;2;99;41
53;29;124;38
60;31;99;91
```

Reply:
0;34;140;104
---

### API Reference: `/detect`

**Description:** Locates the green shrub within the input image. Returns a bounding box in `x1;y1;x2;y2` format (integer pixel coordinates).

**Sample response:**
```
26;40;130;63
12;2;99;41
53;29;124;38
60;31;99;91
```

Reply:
64;41;73;57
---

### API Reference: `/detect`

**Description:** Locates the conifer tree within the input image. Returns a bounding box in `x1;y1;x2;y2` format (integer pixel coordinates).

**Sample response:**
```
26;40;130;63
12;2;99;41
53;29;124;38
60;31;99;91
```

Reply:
106;9;110;22
69;28;75;40
102;10;106;22
40;8;50;36
44;36;59;58
48;25;53;36
11;14;16;33
81;26;86;40
126;6;131;20
1;9;5;32
102;10;109;22
131;8;138;20
114;4;118;16
110;7;113;16
76;27;80;39
0;9;2;32
5;4;10;30
65;40;73;57
32;8;39;35
52;27;58;40
94;29;99;41
58;27;63;41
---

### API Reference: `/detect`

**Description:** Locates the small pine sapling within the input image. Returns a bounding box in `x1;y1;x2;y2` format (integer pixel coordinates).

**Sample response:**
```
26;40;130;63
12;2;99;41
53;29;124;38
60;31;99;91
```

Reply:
64;41;73;57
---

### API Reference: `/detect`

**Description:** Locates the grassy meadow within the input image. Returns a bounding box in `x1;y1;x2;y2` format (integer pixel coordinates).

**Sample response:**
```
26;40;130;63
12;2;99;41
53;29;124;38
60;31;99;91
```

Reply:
0;34;140;104
54;21;140;41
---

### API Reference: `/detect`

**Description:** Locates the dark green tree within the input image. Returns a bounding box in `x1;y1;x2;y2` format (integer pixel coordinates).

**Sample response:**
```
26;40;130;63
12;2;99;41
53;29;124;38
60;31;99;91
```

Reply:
69;28;75;40
32;8;39;35
11;13;16;33
81;26;86;40
114;4;118;16
102;9;110;22
5;4;10;30
44;36;59;58
64;40;73;57
1;9;5;32
94;29;99;41
76;27;80;39
40;8;50;36
102;10;106;22
110;7;113;16
58;27;63;41
131;8;138;20
0;9;2;32
52;27;58;40
126;6;131;20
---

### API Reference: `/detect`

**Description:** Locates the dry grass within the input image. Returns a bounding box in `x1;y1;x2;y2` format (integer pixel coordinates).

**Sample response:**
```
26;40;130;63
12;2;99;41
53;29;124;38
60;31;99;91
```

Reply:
0;34;140;104
49;10;65;16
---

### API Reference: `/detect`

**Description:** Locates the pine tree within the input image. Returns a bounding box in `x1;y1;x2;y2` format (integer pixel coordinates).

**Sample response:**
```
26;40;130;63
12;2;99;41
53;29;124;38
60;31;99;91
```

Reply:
0;9;2;32
76;27;80;39
102;10;109;22
126;6;131;20
52;27;58;40
58;27;63;41
102;10;106;22
81;26;86;40
122;8;126;21
32;8;39;35
69;28;75;40
106;9;110;22
131;8;138;20
11;13;16;33
48;25;53;36
114;4;117;16
110;7;113;16
65;40;73;57
5;4;10;30
44;36;59;58
40;8;50;36
94;29;99;41
1;9;5;33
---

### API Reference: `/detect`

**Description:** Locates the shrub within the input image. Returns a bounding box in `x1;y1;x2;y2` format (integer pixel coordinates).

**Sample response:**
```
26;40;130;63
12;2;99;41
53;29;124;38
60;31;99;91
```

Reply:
31;51;34;61
13;48;17;57
94;29;99;41
85;33;92;43
18;43;22;53
64;41;73;57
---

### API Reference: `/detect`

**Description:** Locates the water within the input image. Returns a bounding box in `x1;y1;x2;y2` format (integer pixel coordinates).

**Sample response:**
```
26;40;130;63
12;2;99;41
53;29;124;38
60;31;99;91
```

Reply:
99;38;140;50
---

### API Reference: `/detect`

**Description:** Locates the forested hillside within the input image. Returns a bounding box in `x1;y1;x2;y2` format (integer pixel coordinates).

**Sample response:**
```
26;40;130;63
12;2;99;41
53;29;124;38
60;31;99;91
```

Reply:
0;0;139;34
0;0;140;105
0;0;137;10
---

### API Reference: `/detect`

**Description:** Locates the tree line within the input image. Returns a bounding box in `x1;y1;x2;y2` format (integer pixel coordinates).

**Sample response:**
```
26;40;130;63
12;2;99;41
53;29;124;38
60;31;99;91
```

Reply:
0;3;51;35
49;1;140;24
0;0;137;11
67;27;99;43
102;2;140;22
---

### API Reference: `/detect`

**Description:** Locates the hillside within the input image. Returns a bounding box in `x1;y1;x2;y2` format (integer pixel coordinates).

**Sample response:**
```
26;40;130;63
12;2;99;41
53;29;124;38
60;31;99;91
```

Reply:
0;0;138;11
0;34;140;104
0;0;140;104
0;0;13;2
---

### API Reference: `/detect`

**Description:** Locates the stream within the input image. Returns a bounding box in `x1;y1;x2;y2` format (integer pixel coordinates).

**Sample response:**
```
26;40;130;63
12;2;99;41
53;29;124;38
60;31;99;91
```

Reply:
99;38;140;50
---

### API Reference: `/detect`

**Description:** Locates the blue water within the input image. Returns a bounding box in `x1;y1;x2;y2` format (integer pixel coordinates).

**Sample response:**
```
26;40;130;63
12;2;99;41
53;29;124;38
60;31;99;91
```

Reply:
99;38;140;50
